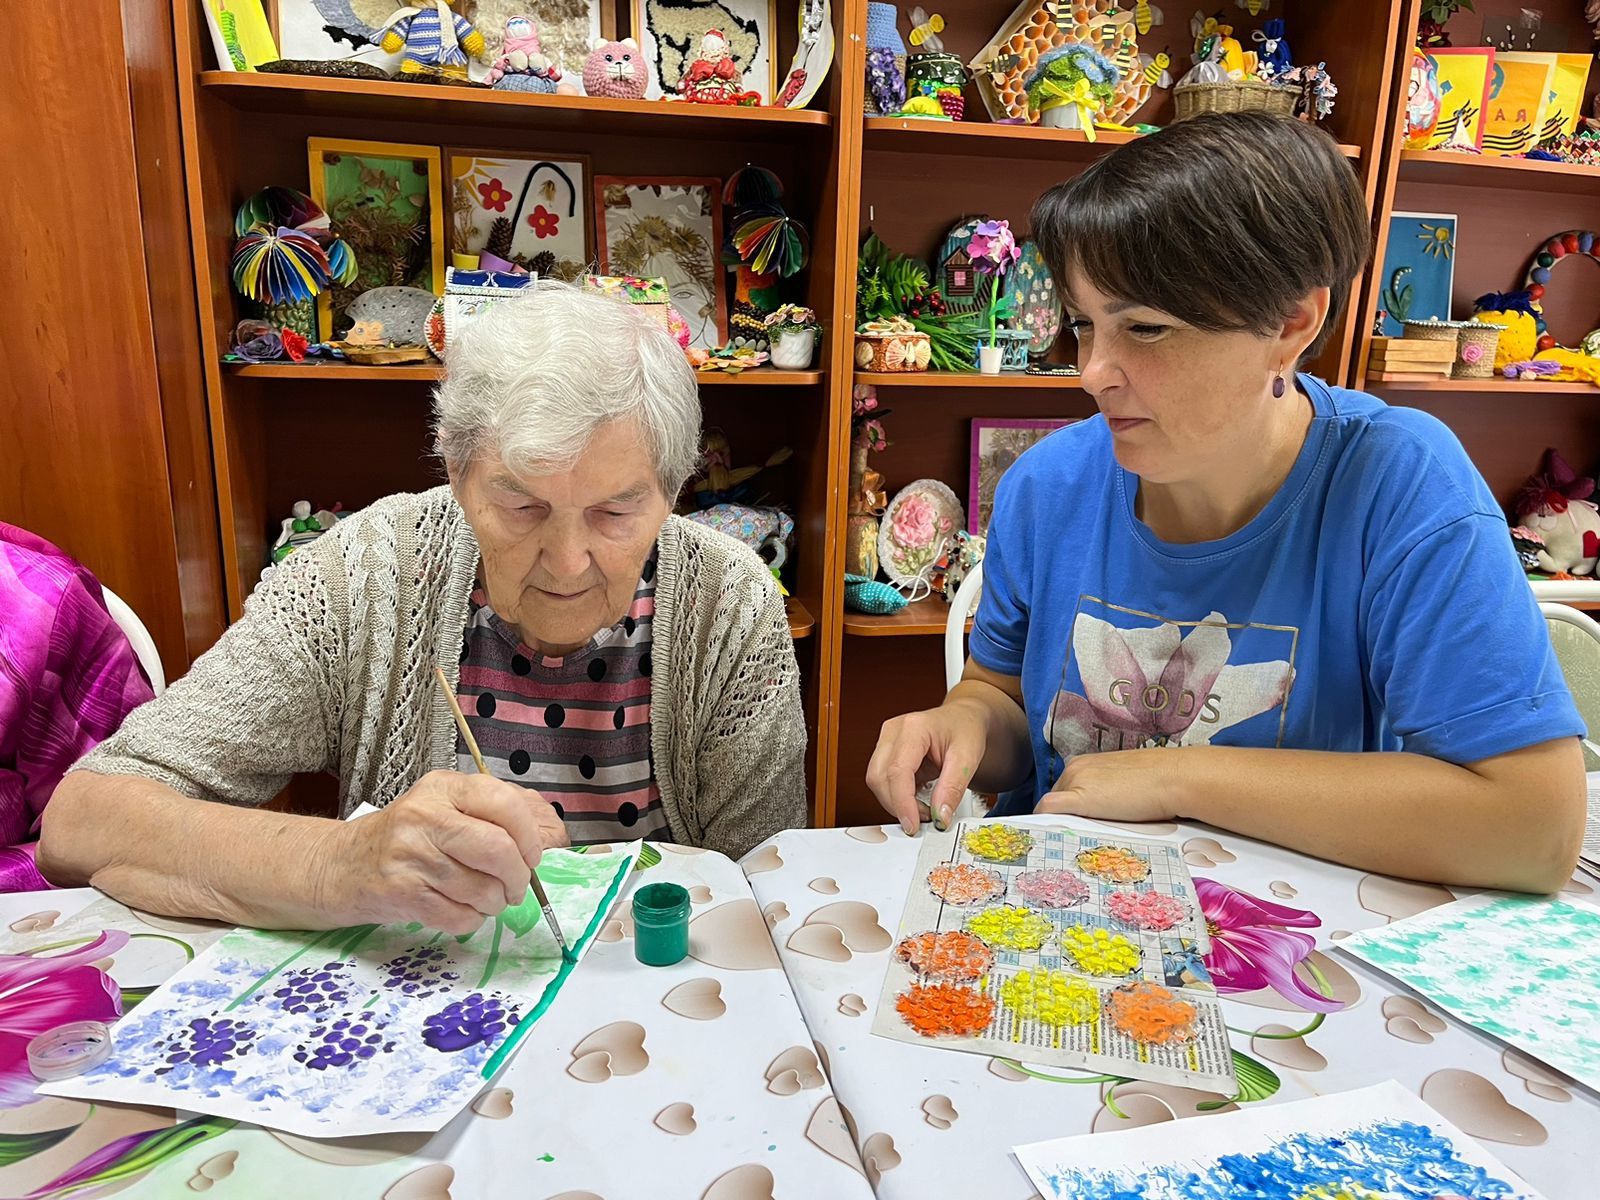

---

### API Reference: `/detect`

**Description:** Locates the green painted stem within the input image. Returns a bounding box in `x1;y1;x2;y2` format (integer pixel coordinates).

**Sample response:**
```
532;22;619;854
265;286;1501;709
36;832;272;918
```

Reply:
997;1058;1128;1086
223;927;340;1012
128;932;196;962
477;916;506;990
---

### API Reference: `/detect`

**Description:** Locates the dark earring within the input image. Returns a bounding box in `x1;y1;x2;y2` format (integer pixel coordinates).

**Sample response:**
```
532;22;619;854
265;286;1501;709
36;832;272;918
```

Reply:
1272;375;1286;399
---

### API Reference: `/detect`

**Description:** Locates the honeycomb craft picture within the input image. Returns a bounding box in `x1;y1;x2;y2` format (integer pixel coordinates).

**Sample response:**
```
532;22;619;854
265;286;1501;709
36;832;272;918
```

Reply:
970;0;1152;125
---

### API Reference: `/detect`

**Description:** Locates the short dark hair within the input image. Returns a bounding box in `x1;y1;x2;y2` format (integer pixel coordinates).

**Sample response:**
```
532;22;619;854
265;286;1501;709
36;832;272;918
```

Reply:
1031;112;1371;359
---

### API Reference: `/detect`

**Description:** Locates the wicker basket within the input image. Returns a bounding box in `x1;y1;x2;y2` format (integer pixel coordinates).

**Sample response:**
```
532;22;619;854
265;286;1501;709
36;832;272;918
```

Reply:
1173;78;1296;122
855;330;931;372
1453;322;1504;379
1402;318;1461;348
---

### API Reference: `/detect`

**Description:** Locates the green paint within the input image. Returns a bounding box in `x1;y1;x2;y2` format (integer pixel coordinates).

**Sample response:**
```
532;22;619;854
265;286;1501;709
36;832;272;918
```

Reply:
994;1059;1129;1086
538;1153;555;1163
534;853;621;889
478;915;506;989
223;927;339;1012
481;851;637;1079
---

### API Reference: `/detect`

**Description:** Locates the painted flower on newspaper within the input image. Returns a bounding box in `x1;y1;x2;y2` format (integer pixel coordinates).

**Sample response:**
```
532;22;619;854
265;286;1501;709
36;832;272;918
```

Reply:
1049;612;1294;759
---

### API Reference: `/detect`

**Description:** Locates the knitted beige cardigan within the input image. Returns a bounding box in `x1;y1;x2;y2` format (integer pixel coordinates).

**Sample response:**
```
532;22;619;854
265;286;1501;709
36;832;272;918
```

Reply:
75;488;808;859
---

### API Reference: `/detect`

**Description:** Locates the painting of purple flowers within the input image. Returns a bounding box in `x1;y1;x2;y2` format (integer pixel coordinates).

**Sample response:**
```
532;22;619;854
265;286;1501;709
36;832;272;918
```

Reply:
37;847;635;1138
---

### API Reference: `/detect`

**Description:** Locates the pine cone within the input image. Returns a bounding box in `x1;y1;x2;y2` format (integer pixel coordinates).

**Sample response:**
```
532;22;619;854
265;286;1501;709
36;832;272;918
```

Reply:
529;250;556;277
486;217;513;260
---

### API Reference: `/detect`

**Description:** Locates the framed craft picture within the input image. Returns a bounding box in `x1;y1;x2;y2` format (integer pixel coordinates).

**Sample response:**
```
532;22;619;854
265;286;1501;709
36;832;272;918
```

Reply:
969;418;1076;534
307;138;446;341
448;152;592;281
633;0;778;101
594;177;726;350
1376;211;1457;337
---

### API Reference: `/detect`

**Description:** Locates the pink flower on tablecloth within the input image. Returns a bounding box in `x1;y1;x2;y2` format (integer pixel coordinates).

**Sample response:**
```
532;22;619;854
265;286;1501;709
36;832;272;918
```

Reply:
892;493;938;548
0;931;128;1108
1195;879;1342;1013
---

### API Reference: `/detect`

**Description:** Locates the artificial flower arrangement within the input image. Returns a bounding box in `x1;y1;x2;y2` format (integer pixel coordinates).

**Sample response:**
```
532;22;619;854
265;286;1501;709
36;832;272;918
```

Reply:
856;233;1014;373
764;304;821;369
1024;43;1121;136
968;219;1022;372
1174;13;1337;123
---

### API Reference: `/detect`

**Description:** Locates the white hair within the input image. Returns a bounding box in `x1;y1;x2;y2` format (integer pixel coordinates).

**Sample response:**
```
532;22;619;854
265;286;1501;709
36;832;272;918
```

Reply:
432;280;702;496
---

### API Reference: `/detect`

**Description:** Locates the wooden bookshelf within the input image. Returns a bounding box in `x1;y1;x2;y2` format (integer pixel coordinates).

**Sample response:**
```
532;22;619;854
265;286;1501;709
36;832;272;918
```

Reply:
1369;377;1599;395
855;370;1083;389
864;115;1360;161
1398;148;1600;195
225;362;826;386
843;596;971;637
786;598;816;640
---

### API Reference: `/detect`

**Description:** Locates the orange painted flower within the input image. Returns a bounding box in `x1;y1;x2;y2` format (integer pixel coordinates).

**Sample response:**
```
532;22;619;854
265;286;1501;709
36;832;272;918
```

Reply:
895;931;994;982
527;205;560;239
477;178;512;212
1104;981;1198;1045
895;983;996;1037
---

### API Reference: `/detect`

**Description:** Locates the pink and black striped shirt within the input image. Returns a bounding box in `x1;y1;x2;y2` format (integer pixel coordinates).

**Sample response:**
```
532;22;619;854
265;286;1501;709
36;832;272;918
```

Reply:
453;554;668;845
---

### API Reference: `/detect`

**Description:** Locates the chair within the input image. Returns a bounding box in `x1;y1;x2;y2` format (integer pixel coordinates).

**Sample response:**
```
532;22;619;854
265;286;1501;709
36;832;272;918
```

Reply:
936;560;987;822
1538;601;1600;770
100;586;166;696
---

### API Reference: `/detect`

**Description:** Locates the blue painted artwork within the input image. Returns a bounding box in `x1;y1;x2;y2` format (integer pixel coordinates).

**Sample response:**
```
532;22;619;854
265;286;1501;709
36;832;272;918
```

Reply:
1377;211;1458;336
1014;1081;1545;1200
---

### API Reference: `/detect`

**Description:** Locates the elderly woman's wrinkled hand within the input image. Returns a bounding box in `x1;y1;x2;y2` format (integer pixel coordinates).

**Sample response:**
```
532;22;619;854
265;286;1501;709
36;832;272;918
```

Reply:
319;771;570;935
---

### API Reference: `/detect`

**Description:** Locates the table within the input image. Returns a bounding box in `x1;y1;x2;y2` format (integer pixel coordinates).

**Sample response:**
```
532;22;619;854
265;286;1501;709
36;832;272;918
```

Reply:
744;815;1599;1199
0;846;874;1199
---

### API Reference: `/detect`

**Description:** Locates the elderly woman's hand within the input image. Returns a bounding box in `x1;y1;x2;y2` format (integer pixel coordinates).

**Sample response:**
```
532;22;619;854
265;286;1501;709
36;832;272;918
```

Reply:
318;771;570;935
1037;750;1182;824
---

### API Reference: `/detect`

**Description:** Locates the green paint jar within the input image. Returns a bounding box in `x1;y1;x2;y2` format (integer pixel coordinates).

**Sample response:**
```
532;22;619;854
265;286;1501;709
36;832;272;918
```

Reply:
633;882;690;967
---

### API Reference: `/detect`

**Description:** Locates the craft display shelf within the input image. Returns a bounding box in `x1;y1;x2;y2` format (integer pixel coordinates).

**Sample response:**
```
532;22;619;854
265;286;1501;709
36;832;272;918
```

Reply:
1370;378;1600;395
224;362;827;385
165;0;1588;829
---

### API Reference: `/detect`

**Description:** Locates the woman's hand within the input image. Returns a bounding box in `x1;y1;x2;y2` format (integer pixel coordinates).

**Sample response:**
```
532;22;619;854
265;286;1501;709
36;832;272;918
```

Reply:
1037;749;1182;824
316;771;570;934
867;701;989;835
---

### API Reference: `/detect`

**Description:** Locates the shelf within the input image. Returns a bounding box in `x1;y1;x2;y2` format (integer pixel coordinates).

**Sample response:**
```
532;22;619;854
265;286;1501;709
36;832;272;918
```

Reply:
843;595;972;637
864;117;1360;162
855;370;1084;389
1369;377;1597;395
785;598;815;641
224;362;824;385
1398;149;1600;195
201;72;831;138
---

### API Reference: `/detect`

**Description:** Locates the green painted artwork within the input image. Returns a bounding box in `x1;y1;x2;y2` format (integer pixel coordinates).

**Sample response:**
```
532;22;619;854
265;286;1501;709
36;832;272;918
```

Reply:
1340;894;1600;1092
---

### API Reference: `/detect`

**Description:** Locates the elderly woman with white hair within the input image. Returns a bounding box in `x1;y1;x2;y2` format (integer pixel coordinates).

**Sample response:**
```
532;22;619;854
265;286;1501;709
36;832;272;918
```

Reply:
40;284;807;932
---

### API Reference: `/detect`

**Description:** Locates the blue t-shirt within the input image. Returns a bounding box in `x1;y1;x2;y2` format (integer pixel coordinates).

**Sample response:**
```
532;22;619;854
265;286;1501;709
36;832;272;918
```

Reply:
971;374;1583;813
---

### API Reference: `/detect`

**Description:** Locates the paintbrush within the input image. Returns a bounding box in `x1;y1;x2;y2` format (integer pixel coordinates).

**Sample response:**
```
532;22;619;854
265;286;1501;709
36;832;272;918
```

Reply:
433;667;574;963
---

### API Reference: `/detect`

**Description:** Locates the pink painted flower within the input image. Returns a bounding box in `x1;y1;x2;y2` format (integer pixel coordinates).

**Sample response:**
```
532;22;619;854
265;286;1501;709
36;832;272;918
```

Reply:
892;494;938;547
1049;611;1294;758
0;931;128;1108
1195;879;1342;1013
968;219;1021;276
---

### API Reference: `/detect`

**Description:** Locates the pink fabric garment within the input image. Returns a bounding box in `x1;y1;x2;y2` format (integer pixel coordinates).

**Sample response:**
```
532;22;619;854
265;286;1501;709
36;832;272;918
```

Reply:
0;523;154;892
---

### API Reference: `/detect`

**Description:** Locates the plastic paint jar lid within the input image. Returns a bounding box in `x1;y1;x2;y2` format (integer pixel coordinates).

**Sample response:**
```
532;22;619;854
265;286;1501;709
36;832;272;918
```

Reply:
28;1021;113;1081
633;882;691;967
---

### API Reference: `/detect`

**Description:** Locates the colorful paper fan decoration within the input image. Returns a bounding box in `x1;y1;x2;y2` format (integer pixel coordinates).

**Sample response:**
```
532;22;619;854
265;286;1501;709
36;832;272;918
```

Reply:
722;165;784;210
234;186;327;238
734;213;811;277
231;227;333;304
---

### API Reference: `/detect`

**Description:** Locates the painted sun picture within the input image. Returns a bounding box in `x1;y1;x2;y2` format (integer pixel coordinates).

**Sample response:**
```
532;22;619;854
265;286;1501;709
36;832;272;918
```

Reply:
1377;210;1457;337
449;152;592;282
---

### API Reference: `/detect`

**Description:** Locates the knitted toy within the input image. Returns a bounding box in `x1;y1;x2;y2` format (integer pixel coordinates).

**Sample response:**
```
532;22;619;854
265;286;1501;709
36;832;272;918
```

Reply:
679;30;760;104
379;0;488;80
1253;17;1291;78
1470;290;1540;370
486;16;562;92
582;38;648;98
1513;448;1600;577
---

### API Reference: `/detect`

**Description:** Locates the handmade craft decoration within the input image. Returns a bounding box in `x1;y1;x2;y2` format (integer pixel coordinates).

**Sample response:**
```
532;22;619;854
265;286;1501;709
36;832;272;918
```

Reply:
379;0;488;80
776;0;834;107
864;0;908;115
723;166;809;350
969;220;1020;372
1276;60;1337;120
228;318;312;363
847;384;890;577
844;573;909;614
229;186;359;311
448;153;589;279
682;504;794;572
485;16;563;91
764;304;819;368
40;847;637;1137
969;0;1151;125
345;285;436;345
582;38;649;98
270;501;344;563
1520;230;1600;350
679;29;761;103
855;317;931;372
635;0;775;102
1250;16;1290;78
1403;46;1442;145
1423;46;1493;149
1002;239;1062;358
1481;52;1555;155
1016;1082;1549;1200
307;138;447;341
879;479;964;592
1375;211;1456;337
903;7;966;118
689;430;793;507
468;0;603;79
930;530;984;603
1512;447;1600;577
595;178;726;350
424;268;535;358
1025;43;1121;135
1470;290;1539;368
876;820;1231;1089
970;418;1075;534
201;0;279;70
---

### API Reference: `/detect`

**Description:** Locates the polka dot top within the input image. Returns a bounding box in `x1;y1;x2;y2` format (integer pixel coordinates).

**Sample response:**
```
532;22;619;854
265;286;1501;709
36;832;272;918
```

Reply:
453;552;669;846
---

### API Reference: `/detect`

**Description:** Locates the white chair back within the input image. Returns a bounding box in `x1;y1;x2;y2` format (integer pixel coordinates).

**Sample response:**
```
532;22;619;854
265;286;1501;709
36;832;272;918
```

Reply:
1539;601;1600;769
100;586;166;696
938;560;987;821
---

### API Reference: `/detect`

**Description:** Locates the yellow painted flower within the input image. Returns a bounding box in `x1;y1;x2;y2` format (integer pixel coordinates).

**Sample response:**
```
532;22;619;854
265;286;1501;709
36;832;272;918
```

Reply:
963;825;1034;862
1061;925;1142;976
1000;968;1099;1026
966;906;1054;951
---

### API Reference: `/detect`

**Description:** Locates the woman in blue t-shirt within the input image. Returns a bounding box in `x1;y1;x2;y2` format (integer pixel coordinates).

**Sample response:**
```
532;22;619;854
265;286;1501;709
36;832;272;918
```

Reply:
867;112;1585;894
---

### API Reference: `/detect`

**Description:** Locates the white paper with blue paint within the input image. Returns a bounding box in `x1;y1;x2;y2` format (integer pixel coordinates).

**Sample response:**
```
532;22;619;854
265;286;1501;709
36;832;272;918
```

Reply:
1337;892;1600;1094
1013;1080;1546;1200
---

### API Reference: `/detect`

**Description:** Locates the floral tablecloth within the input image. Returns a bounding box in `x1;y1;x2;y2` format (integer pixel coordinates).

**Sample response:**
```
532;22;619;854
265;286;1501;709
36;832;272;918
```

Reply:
0;846;873;1199
743;815;1599;1199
